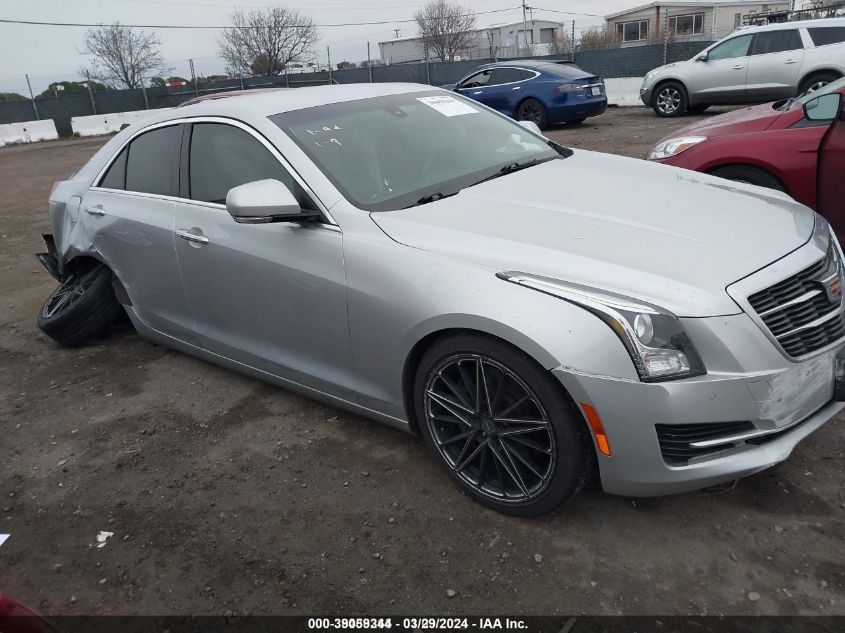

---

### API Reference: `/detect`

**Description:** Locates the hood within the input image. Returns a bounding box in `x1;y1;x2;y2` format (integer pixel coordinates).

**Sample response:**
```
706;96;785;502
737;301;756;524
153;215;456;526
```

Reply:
666;102;782;139
371;151;815;317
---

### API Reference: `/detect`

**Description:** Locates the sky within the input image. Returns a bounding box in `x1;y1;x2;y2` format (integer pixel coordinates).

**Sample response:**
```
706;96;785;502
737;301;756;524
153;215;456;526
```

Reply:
0;0;639;96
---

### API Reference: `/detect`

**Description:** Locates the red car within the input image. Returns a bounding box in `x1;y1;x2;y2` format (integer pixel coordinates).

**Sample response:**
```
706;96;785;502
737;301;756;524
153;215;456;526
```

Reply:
648;78;845;234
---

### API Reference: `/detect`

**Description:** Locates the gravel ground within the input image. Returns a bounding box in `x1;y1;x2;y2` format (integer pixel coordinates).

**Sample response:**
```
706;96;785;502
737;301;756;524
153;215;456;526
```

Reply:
0;106;843;617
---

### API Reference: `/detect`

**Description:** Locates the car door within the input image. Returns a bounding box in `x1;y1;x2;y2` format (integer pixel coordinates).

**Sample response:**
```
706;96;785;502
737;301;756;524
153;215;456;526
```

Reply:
83;121;197;342
456;69;493;105
171;119;351;391
691;34;752;103
818;103;845;236
746;29;805;101
482;67;529;116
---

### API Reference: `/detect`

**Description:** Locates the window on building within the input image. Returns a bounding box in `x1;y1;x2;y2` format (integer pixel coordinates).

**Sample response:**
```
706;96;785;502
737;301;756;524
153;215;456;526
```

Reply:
539;28;555;44
616;20;649;43
669;13;704;36
734;13;742;28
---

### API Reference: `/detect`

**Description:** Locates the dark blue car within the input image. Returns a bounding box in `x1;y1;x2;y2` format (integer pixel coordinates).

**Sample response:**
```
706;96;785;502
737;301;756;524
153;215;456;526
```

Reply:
445;60;607;129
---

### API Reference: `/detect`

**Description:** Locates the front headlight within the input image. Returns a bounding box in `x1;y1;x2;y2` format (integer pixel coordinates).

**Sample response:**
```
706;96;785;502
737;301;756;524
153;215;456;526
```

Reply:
648;136;707;160
497;272;706;382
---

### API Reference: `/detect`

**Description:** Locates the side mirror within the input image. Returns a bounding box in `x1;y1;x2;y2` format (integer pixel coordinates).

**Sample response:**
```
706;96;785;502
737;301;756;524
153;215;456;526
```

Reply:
804;92;843;122
518;120;543;135
694;53;708;62
225;179;319;224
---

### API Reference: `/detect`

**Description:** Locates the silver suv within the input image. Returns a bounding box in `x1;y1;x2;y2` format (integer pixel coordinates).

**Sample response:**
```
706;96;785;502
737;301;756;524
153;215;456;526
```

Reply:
641;18;845;117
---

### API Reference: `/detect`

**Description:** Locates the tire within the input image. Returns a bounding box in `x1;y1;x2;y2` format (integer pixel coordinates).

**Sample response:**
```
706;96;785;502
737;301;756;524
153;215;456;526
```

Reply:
652;81;688;117
516;98;548;130
37;261;126;348
799;72;840;96
687;104;710;114
413;333;593;516
709;165;787;194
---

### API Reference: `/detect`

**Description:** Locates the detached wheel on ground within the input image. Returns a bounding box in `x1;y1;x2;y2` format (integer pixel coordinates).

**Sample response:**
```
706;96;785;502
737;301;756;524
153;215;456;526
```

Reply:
799;72;840;96
516;98;548;130
652;82;688;117
37;261;127;348
413;333;593;516
709;165;787;194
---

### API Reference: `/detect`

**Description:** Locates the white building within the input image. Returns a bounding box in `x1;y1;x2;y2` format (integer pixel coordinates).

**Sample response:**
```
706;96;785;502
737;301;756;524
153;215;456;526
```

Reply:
605;0;791;47
378;20;569;64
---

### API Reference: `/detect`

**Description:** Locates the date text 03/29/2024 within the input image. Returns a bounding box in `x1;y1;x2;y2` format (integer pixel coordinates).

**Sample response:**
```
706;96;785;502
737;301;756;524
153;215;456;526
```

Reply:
307;617;529;630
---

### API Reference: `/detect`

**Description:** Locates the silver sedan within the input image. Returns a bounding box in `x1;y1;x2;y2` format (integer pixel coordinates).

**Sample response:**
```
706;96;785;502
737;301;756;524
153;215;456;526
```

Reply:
37;83;845;515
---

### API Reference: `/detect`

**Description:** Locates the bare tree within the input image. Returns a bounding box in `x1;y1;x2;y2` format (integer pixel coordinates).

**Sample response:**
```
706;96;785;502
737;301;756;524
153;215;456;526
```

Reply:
80;23;167;89
549;28;573;56
578;26;621;52
218;7;318;77
414;0;477;62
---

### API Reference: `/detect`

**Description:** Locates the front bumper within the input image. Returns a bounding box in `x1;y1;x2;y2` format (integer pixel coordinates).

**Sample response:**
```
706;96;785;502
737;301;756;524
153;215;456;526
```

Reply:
553;314;844;497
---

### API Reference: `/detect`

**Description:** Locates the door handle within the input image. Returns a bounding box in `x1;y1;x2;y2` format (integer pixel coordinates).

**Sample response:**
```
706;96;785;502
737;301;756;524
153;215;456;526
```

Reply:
732;65;745;70
785;59;797;64
512;86;521;90
85;205;106;216
176;229;209;245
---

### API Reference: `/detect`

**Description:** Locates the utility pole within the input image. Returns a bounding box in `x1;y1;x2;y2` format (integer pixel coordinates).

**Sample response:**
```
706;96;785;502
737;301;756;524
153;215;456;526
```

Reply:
522;0;529;57
367;42;373;83
141;77;149;109
85;70;96;114
327;46;333;84
188;59;199;97
25;73;39;120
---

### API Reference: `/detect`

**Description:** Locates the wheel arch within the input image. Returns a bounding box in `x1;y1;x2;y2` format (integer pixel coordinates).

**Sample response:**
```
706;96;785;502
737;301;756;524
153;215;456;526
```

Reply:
799;68;843;92
401;324;576;435
705;162;790;195
652;77;689;100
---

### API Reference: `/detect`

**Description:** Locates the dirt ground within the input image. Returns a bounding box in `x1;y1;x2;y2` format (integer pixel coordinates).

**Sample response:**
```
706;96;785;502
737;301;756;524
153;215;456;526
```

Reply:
0;106;843;617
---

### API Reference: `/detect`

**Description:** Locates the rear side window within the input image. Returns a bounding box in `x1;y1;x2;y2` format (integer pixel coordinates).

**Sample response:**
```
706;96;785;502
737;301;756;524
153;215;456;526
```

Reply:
100;147;127;190
125;125;181;196
708;34;753;60
751;30;803;55
188;122;313;209
490;68;526;85
809;27;845;47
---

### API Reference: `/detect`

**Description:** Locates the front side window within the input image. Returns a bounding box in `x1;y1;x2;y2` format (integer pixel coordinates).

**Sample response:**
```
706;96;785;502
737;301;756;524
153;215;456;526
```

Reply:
271;91;562;212
809;27;845;47
188;123;313;209
617;20;649;43
670;13;704;36
708;34;752;60
460;70;492;88
125;125;181;196
751;30;802;55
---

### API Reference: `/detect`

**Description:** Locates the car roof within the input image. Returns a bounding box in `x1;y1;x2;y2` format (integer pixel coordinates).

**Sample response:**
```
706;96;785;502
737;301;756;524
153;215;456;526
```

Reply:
478;60;575;70
177;88;288;107
735;18;845;34
171;82;437;118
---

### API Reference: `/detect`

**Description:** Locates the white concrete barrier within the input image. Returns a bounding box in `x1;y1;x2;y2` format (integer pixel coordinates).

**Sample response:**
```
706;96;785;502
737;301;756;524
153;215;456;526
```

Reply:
71;108;174;137
604;77;644;107
0;119;59;147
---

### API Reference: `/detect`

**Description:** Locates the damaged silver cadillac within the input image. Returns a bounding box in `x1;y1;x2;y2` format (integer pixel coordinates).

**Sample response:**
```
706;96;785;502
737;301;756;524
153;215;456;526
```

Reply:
36;84;845;516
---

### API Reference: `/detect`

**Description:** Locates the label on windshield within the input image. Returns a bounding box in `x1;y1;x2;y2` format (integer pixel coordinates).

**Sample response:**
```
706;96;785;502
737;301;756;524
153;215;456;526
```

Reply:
417;96;478;117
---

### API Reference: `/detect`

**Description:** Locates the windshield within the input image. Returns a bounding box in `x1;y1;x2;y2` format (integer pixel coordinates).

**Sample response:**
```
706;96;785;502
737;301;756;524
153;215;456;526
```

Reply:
270;90;564;211
788;77;845;110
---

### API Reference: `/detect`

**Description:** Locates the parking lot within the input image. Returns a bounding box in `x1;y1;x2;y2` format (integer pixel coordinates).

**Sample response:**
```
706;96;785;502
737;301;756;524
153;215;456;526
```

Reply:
1;105;843;617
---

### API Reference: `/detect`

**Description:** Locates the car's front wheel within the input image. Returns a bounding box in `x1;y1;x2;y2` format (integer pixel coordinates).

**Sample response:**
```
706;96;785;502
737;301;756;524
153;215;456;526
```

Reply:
414;333;593;516
516;98;548;130
652;82;688;117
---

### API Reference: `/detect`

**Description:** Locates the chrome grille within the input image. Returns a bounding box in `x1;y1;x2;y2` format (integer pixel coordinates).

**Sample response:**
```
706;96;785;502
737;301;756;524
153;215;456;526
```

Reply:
748;246;845;358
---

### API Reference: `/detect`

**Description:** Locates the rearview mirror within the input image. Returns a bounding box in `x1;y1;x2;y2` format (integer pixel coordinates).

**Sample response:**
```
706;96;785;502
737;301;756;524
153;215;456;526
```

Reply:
804;92;843;122
225;179;320;224
518;120;543;135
